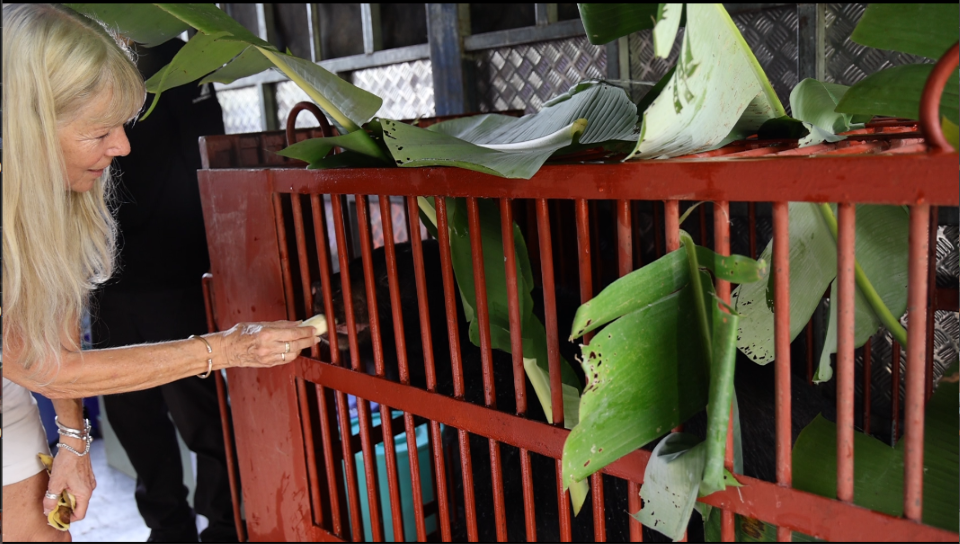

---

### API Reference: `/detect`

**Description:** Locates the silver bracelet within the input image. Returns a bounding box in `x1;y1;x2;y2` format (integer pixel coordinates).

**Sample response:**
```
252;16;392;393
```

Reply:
189;335;214;379
55;416;92;436
54;417;93;457
57;438;92;457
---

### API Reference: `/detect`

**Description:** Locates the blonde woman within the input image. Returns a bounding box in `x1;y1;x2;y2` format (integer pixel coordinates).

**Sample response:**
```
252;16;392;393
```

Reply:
1;5;319;541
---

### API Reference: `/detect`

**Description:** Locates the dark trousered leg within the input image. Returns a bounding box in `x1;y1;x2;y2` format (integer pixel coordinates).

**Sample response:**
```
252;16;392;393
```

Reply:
93;286;238;542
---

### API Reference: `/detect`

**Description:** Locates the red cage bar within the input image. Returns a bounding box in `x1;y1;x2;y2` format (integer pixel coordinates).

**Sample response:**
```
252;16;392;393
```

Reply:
196;49;958;542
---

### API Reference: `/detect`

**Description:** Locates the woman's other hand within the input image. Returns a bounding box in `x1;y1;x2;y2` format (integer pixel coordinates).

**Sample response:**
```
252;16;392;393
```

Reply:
218;321;319;369
42;438;96;523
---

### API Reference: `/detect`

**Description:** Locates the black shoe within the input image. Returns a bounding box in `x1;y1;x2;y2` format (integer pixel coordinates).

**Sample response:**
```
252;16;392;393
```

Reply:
147;524;199;542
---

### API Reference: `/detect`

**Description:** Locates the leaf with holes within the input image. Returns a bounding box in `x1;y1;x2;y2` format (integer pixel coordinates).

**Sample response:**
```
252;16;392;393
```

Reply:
632;433;707;541
562;275;714;491
628;4;784;159
732;204;909;383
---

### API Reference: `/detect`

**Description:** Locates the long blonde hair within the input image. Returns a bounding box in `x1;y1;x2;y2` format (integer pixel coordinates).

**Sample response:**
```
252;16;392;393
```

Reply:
2;4;145;377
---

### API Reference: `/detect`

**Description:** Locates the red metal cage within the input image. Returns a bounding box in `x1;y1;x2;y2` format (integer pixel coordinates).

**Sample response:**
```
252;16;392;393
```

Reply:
196;45;958;542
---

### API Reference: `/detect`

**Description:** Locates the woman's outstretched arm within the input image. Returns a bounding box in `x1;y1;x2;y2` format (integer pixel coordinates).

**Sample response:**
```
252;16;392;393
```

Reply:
3;320;320;399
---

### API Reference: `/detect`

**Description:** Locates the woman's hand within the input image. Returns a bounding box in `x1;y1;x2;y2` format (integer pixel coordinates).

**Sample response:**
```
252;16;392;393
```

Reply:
42;437;96;522
218;320;319;369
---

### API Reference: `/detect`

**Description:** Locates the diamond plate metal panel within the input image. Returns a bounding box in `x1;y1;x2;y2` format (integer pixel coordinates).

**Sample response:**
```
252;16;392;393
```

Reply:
732;6;799;113
627;6;798;113
626;28;683;103
217;86;263;135
936;225;959;287
474;37;606;114
350;60;435;120
825;3;932;86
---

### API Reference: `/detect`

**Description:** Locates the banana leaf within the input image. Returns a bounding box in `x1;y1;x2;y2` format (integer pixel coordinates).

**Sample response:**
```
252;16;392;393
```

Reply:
628;4;784;159
141;31;246;117
836;65;959;125
564;234;762;491
788;79;873;147
732;204;908;380
653;4;683;59
154;3;271;48
577;3;662;45
571;245;766;339
260;48;383;134
376;82;638;179
633;431;744;542
711;363;959;541
633;433;708;541
942;117;960;151
792;363;959;533
200;45;275;85
65;3;190;47
850;4;960;61
275;124;391;164
563;278;713;491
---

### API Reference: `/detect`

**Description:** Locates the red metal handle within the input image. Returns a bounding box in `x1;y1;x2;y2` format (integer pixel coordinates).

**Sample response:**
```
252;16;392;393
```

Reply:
920;42;959;153
285;101;334;147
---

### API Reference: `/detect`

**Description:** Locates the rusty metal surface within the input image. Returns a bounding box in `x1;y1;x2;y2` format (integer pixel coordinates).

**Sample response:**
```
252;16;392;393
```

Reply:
197;170;324;541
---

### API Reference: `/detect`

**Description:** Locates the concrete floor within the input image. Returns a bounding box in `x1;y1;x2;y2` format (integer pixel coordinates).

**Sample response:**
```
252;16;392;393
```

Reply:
71;439;207;542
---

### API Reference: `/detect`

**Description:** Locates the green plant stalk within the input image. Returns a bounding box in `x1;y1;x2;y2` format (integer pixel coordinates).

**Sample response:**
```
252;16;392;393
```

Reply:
700;300;739;497
680;231;712;369
817;204;909;347
257;47;361;133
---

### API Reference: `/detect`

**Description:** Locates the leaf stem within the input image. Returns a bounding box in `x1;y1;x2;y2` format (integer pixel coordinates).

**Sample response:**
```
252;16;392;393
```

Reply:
816;203;909;347
680;231;712;368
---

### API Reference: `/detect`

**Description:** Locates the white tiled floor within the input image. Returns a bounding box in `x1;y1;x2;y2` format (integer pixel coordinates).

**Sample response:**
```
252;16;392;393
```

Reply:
71;439;207;542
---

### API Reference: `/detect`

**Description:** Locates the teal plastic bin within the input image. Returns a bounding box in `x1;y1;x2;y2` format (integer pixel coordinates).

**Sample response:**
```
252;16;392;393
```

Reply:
344;410;438;541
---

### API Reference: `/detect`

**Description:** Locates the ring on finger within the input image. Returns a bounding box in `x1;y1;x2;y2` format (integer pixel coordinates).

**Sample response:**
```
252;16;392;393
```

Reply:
285;341;291;354
281;352;286;362
45;491;59;500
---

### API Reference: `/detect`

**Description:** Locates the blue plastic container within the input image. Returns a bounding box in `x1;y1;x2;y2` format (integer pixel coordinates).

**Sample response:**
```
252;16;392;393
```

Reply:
344;410;438;541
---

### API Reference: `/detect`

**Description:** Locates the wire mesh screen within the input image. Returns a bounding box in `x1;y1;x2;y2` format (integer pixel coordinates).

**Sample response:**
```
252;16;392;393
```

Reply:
825;3;933;86
218;86;263;135
474;36;607;114
626;5;799;113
